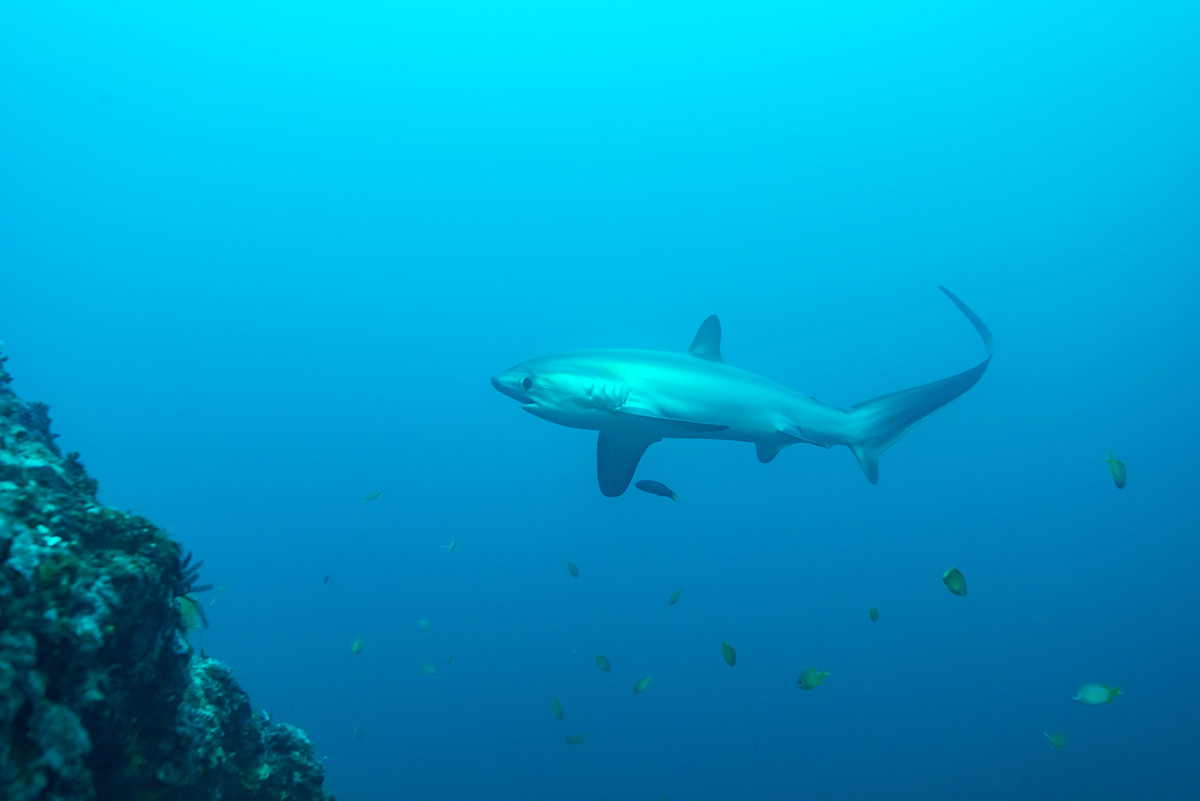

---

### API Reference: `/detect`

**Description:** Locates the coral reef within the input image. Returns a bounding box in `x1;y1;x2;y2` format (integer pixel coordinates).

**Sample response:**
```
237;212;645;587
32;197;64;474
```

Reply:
0;346;335;800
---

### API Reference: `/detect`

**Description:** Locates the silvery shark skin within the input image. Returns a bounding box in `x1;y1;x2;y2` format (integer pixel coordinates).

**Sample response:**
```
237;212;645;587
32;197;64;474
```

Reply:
492;286;993;497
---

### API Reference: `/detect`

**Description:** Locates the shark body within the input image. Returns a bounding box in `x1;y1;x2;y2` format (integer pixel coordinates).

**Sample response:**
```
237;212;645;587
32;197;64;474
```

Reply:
492;287;993;496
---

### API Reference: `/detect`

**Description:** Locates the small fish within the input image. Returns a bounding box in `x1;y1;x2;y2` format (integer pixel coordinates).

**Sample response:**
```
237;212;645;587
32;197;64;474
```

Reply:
942;567;967;596
447;655;453;663
633;677;652;695
419;618;431;632
721;640;736;667
177;595;205;631
1073;683;1122;705
208;584;228;608
323;575;329;586
365;490;382;500
1044;730;1067;750
552;697;564;720
869;607;880;622
353;727;363;741
351;637;364;655
668;587;683;606
419;663;437;674
635;480;678;501
594;655;611;672
567;561;579;578
1104;452;1126;489
565;735;585;745
443;540;456;552
797;668;829;690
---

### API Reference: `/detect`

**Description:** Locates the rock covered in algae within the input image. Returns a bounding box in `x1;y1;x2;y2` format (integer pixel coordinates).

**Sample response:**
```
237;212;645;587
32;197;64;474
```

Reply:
0;344;335;801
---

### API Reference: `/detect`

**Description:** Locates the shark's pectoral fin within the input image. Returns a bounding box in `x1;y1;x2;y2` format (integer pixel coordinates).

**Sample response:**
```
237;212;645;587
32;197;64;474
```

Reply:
616;399;729;433
657;418;729;433
597;429;661;497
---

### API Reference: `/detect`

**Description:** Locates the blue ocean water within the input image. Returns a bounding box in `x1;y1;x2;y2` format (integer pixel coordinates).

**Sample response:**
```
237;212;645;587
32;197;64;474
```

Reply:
3;0;1199;798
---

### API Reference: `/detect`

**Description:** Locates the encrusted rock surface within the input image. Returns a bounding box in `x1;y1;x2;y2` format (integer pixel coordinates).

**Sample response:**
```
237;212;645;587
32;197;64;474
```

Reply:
0;346;335;800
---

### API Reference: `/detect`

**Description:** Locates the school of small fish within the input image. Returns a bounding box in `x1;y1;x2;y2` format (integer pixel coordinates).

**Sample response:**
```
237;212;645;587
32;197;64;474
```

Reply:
343;456;1125;755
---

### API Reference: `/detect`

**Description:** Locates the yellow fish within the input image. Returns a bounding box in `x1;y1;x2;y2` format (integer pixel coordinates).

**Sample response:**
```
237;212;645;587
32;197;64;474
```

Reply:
365;490;382;500
551;697;564;720
869;607;879;622
1044;730;1066;750
942;568;967;596
1104;452;1126;489
633;677;652;695
594;655;611;672
565;735;585;745
567;561;579;578
1074;684;1121;705
668;587;683;605
721;641;736;667
176;595;205;631
351;637;364;655
797;668;829;690
419;663;437;674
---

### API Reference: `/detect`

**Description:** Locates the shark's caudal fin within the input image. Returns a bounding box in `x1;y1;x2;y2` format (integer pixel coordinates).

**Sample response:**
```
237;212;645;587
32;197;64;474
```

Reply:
846;287;994;484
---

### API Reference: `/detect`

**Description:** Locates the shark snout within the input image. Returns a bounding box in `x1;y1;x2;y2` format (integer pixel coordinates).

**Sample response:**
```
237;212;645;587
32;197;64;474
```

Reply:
491;370;532;403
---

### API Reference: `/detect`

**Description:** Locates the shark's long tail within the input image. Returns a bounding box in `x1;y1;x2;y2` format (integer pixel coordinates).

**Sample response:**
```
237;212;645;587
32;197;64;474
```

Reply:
846;287;994;484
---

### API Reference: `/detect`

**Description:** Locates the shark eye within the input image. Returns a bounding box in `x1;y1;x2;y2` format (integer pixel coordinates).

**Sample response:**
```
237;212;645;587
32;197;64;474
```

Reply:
521;377;533;391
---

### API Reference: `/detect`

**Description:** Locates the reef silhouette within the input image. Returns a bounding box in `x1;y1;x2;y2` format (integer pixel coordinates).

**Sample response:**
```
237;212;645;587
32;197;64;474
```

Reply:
0;346;334;801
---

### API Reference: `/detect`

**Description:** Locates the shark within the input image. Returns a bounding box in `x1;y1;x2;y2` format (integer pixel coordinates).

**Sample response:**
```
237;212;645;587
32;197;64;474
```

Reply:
491;286;993;496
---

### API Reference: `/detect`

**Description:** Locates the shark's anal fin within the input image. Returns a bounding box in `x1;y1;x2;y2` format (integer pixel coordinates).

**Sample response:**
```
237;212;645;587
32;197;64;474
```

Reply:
688;315;723;362
597;429;661;497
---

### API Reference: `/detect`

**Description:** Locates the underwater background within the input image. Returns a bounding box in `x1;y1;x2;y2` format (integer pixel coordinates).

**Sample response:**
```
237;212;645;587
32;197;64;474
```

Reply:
3;0;1199;799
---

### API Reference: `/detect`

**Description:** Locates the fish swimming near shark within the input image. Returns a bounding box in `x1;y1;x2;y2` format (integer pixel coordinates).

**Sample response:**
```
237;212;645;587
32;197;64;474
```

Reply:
492;286;993;496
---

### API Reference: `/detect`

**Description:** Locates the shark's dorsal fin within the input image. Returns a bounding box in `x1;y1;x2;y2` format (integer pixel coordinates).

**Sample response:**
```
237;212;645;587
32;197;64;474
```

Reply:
688;315;723;362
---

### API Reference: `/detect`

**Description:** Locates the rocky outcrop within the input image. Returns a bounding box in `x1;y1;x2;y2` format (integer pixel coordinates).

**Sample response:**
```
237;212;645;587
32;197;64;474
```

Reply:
0;346;334;800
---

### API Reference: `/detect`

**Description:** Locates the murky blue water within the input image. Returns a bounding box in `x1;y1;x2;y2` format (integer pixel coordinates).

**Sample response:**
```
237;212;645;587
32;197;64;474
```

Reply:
4;1;1199;798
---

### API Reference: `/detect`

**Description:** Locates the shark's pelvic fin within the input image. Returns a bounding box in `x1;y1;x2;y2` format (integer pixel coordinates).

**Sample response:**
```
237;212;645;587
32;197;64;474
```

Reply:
597;429;662;497
756;440;788;463
688;315;723;362
846;287;994;484
755;423;814;463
